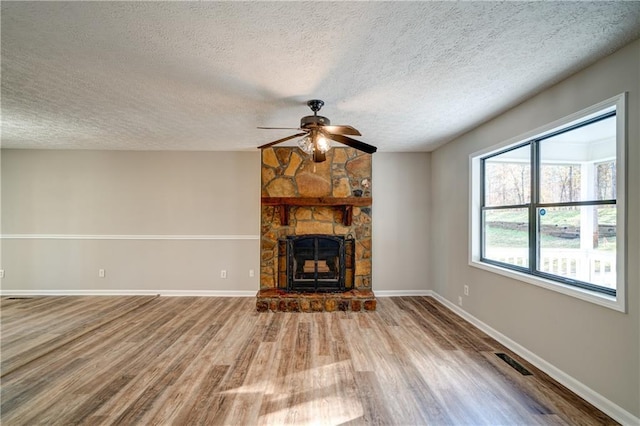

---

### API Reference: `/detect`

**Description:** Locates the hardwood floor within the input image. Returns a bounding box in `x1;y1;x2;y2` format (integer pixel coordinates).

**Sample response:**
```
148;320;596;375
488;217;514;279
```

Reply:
0;295;616;425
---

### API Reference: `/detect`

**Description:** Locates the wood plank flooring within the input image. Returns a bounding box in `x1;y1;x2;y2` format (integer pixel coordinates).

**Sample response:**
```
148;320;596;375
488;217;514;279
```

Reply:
0;296;616;425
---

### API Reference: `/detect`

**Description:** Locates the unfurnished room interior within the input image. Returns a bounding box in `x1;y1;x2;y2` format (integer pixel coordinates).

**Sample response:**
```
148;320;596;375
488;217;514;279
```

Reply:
1;2;639;425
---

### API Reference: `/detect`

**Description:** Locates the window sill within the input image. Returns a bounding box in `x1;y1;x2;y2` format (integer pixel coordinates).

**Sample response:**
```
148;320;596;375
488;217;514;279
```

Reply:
469;259;625;313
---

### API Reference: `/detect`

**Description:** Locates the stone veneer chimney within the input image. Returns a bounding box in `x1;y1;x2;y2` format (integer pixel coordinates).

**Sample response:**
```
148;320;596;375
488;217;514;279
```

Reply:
257;147;376;312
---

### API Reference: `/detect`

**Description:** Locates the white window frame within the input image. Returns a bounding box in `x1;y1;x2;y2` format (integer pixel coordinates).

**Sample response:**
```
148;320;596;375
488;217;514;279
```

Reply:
469;93;627;313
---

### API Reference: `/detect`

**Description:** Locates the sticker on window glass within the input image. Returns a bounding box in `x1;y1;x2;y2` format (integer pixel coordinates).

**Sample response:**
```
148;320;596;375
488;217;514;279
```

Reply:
539;209;546;216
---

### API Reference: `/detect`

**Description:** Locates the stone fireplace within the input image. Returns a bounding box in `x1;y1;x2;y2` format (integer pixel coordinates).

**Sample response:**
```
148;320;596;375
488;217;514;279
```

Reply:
257;146;376;312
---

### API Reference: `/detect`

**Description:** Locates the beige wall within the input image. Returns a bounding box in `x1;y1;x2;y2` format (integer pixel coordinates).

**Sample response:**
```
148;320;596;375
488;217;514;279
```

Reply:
1;150;261;293
430;40;639;416
2;150;259;235
372;153;430;292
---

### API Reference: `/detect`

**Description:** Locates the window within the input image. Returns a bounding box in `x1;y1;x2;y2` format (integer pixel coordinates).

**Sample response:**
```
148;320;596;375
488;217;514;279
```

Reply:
470;94;626;312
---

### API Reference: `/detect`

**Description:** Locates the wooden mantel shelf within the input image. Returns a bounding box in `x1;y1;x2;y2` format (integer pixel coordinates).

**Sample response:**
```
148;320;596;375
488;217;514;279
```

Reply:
262;197;372;226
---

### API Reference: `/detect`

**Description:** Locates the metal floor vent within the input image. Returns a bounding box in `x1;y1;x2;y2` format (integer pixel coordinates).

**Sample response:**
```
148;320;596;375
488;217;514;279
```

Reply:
6;297;33;300
495;353;532;376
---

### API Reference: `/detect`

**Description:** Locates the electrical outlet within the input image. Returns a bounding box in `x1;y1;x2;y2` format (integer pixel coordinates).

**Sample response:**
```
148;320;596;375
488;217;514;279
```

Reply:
98;269;105;278
464;285;469;296
458;296;463;306
221;270;227;279
249;269;255;278
0;269;4;279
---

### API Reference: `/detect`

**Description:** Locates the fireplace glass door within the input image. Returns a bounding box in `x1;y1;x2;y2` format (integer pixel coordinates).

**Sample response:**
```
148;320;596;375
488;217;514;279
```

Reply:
287;235;346;292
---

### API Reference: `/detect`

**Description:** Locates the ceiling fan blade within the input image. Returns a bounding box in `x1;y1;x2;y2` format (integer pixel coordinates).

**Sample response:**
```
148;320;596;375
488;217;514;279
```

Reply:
258;132;307;150
257;127;301;130
322;132;377;154
322;125;361;136
312;150;326;163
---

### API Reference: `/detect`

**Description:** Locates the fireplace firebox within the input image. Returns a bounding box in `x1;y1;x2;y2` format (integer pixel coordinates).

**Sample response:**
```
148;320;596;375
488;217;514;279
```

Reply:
286;235;346;292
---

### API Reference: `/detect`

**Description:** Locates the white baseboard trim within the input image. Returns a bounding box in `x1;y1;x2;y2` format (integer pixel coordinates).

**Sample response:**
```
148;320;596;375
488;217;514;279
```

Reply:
374;290;433;297
158;290;256;297
0;234;260;240
0;290;257;297
430;292;639;426
3;289;433;298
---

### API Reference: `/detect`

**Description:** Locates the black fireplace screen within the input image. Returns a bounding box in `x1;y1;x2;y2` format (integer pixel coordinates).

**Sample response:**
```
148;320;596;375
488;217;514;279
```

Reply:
287;235;346;292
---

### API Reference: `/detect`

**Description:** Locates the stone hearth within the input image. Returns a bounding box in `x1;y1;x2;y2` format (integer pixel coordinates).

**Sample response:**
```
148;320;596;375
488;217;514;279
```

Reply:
256;289;377;312
258;146;375;312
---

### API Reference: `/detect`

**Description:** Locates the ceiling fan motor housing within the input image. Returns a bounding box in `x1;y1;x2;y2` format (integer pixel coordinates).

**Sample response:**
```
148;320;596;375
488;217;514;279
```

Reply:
300;115;330;129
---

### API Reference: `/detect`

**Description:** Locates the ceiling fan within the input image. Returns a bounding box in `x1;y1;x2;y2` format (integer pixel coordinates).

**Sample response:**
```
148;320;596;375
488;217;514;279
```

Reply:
258;99;377;163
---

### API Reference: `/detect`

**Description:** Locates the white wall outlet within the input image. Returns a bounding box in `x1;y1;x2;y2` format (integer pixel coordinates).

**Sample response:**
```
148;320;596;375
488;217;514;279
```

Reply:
464;285;469;296
249;269;255;278
0;269;4;279
458;296;463;306
221;270;227;279
98;269;105;278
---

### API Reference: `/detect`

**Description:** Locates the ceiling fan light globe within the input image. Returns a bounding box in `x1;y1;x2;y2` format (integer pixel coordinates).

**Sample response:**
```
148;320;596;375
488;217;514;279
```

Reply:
298;135;314;155
316;135;331;153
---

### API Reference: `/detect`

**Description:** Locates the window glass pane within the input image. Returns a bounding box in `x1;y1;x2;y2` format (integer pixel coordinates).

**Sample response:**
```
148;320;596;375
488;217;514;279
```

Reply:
540;116;616;203
537;205;616;289
484;145;530;207
539;163;582;203
483;208;529;268
595;160;616;200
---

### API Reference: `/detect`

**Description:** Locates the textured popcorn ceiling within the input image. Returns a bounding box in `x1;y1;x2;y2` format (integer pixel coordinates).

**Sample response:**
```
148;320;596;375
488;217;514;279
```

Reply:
1;2;639;152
